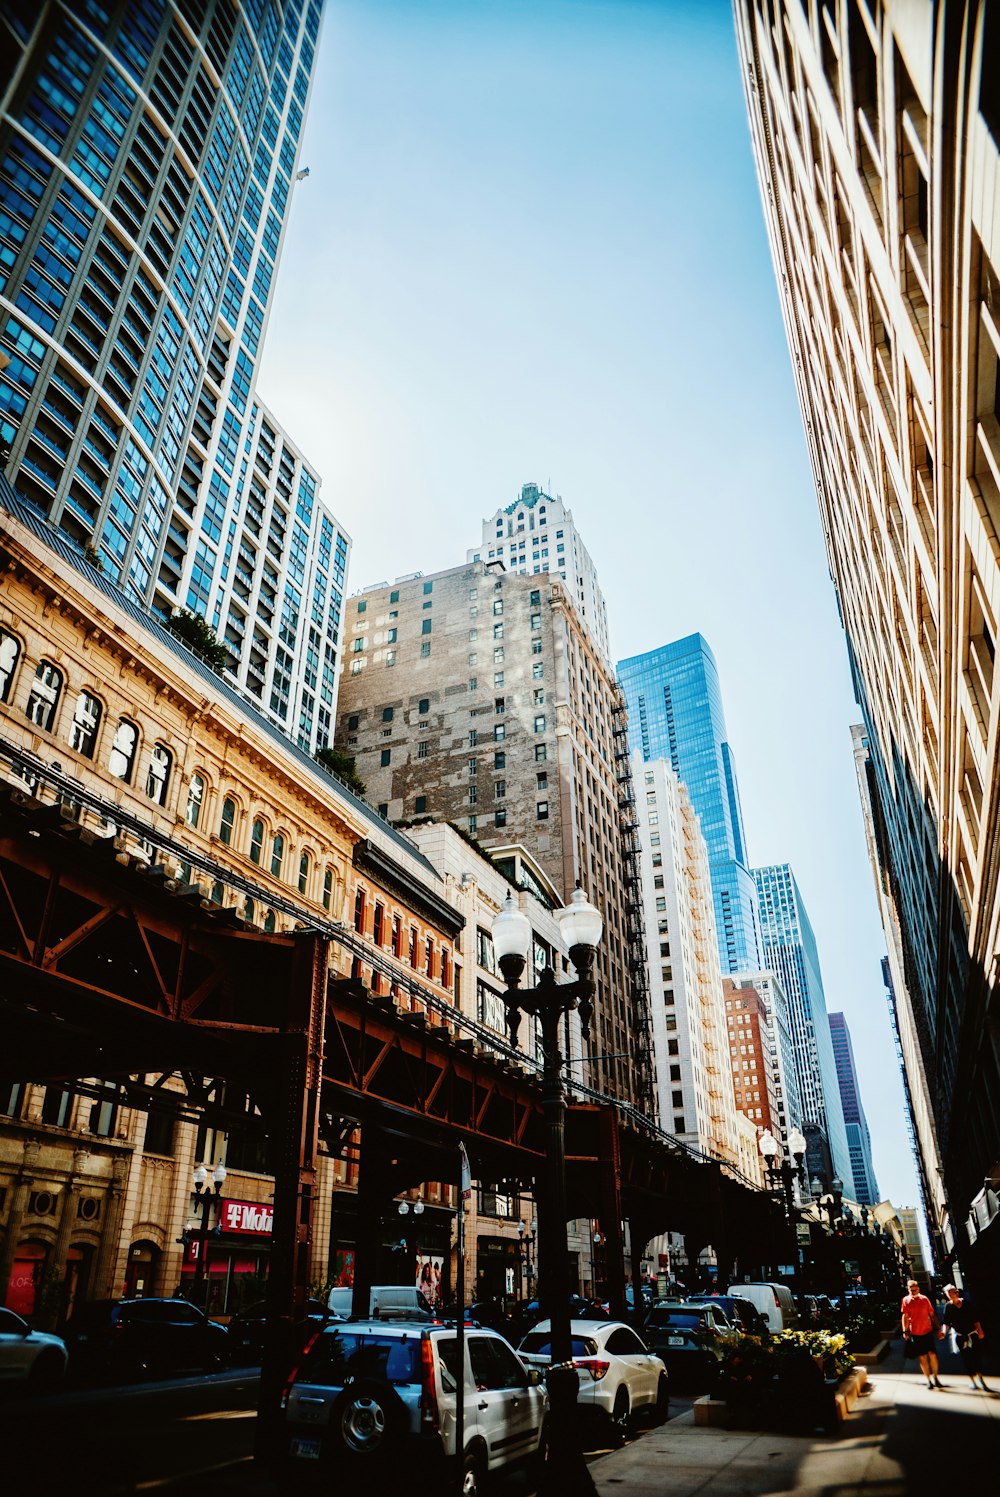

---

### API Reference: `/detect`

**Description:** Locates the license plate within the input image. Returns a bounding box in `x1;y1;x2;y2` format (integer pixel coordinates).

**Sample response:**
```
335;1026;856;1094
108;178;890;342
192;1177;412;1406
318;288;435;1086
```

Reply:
667;1336;685;1347
291;1438;321;1460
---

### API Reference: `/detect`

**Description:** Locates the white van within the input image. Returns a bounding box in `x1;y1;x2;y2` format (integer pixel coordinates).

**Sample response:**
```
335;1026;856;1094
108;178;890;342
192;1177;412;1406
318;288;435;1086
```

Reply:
327;1284;434;1320
724;1282;799;1333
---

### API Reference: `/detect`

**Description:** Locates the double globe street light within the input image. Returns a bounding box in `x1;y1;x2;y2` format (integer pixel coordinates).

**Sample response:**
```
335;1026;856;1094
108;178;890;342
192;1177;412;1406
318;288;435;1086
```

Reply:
492;885;603;1497
191;1161;227;1303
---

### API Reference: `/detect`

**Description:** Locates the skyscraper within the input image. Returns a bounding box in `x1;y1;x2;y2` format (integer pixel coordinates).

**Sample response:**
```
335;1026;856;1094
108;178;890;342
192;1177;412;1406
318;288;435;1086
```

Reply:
727;970;803;1154
618;633;762;973
335;560;653;1111
468;482;611;663
734;0;1000;1281
829;1011;879;1207
753;864;851;1188
0;0;349;748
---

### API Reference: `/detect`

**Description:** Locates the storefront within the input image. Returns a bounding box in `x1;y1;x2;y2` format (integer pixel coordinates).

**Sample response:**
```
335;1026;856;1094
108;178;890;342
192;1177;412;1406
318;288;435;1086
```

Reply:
179;1196;272;1314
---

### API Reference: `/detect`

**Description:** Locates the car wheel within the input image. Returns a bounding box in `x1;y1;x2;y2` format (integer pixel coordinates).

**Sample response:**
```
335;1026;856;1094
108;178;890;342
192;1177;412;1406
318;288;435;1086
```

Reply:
27;1352;64;1394
462;1449;485;1496
609;1387;630;1447
329;1379;406;1457
652;1374;669;1424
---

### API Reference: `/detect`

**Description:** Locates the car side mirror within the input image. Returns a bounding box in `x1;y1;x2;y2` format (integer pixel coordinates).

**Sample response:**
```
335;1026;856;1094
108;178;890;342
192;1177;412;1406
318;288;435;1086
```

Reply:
527;1368;542;1387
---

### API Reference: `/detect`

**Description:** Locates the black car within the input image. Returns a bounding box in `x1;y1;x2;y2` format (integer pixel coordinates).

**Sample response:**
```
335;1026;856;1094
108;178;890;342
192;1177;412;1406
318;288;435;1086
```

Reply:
642;1301;730;1389
227;1297;331;1365
65;1298;229;1382
685;1294;771;1338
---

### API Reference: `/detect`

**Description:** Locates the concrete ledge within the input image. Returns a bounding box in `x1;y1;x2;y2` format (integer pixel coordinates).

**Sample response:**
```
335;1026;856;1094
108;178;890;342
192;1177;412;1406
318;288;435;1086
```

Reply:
832;1365;869;1420
853;1339;890;1367
693;1396;729;1427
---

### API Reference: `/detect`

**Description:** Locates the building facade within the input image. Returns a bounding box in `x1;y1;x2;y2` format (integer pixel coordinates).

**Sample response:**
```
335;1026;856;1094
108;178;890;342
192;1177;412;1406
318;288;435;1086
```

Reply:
618;633;762;974
829;1011;880;1207
722;978;780;1143
753;864;851;1187
336;561;653;1110
634;756;741;1165
0;0;350;748
468;482;611;663
729;970;803;1155
734;0;1000;1281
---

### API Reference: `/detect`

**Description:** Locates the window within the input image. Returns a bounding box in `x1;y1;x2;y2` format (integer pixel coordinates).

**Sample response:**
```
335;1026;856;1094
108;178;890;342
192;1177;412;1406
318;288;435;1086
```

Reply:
108;719;138;781
382;706;393;722
271;834;284;878
380;748;391;766
469;757;478;774
354;886;366;933
218;794;236;842
493;622;504;640
0;629;20;701
146;744;172;805
409;927;419;965
423;580;432;595
531;640;542;656
468;785;477;804
249;817;264;863
386;629;396;644
415;795;426;813
418;698;429;713
357;600;366;613
420;642;430;657
536;801;549;820
69;691;102;757
536;770;547;790
495;697;505;714
494;723;505;741
298;852;310;895
495;780;506;799
322;868;333;910
533;715;546;733
494;751;505;769
391;914;402;956
373;902;384;946
493;599;503;615
532;662;544;679
494;808;507;828
534;743;547;762
469;729;478;746
530;613;541;631
351;637;365;653
347;714;359;730
385;651;396;666
494;672;504;687
417;741;428;759
533;688;544;705
25;660;62;730
421;619;431;635
390;589;399;603
425;937;434;977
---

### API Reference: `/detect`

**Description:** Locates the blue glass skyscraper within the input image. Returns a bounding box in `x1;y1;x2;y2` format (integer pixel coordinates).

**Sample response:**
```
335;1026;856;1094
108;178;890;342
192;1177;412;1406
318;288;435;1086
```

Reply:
618;633;762;973
829;1011;879;1206
754;863;852;1189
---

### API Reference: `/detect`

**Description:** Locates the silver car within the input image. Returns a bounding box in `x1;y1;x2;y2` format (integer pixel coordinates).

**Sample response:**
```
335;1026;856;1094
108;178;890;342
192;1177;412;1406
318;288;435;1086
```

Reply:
284;1318;547;1493
0;1307;68;1392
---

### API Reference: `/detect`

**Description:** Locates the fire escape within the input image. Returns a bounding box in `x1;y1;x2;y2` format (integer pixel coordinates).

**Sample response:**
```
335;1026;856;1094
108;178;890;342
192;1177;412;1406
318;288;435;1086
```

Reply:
612;687;655;1117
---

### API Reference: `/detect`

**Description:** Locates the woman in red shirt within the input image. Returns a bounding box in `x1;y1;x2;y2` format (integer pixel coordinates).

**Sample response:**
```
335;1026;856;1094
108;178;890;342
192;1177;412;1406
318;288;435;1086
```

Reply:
901;1279;945;1389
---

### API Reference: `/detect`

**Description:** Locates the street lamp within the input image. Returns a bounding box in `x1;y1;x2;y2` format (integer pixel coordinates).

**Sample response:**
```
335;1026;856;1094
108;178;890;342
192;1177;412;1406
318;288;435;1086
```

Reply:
758;1128;807;1282
517;1217;537;1302
192;1161;227;1304
493;886;602;1497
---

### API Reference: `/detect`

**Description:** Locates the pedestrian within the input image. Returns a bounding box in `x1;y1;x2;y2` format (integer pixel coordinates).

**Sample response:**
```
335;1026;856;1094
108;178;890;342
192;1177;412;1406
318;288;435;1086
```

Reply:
939;1284;988;1391
901;1278;946;1389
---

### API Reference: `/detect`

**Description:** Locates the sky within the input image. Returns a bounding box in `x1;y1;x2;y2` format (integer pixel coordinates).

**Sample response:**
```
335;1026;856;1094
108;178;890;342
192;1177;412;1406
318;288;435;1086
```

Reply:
258;0;921;1210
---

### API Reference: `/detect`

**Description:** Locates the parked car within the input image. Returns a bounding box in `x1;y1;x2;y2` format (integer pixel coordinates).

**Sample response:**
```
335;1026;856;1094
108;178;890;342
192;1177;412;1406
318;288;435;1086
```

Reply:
283;1317;546;1492
523;1295;609;1322
227;1297;333;1365
722;1282;800;1333
642;1302;730;1389
326;1285;434;1321
517;1318;668;1445
0;1307;68;1392
686;1294;771;1338
65;1297;229;1382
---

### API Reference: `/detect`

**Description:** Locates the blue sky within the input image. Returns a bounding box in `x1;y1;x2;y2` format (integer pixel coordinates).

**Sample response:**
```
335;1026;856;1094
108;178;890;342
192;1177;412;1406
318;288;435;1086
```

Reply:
259;0;920;1210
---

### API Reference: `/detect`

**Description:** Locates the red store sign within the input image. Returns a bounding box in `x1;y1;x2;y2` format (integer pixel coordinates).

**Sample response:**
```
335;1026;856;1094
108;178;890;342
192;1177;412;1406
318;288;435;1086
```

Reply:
220;1198;273;1236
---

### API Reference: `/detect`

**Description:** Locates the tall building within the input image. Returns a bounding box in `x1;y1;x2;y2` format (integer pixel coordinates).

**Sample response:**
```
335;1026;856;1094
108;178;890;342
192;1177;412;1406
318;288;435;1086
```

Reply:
0;0;350;748
829;1011;879;1207
726;972;802;1153
468;482;611;663
618;633;762;973
336;561;653;1109
634;756;740;1163
720;979;779;1143
753;864;851;1187
734;0;1000;1281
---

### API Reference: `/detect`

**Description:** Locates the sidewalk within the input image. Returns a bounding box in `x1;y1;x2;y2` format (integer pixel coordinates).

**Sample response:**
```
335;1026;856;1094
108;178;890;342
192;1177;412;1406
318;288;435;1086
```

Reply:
591;1339;1000;1496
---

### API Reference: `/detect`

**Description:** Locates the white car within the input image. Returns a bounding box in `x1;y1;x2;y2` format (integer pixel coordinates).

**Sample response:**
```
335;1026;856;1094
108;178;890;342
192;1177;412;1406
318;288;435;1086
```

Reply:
0;1307;68;1392
284;1318;547;1493
517;1318;668;1444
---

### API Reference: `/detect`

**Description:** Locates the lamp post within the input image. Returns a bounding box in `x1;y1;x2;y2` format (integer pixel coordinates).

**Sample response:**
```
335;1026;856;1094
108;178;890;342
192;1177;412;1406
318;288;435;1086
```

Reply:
590;1232;603;1301
517;1217;537;1303
812;1177;845;1298
192;1161;227;1305
758;1129;806;1283
493;886;602;1497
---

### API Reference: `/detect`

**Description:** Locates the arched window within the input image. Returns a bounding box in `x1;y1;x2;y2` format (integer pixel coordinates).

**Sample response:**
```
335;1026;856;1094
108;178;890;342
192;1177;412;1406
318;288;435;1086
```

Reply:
145;743;172;804
68;691;102;757
25;660;62;730
0;629;20;702
210;879;225;904
322;868;332;911
270;834;284;878
185;773;205;828
264;909;276;933
244;896;255;922
249;819;264;864
298;852;310;895
109;719;138;782
219;796;237;845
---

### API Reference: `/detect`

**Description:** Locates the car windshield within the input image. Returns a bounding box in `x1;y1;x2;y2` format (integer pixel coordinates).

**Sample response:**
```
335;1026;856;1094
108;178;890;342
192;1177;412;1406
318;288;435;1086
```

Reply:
299;1331;422;1385
647;1311;703;1328
519;1333;598;1358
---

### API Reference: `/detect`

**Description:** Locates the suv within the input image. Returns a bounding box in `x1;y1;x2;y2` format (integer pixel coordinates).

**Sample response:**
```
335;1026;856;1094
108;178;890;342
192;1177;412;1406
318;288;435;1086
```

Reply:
283;1318;547;1492
65;1298;228;1382
685;1294;771;1338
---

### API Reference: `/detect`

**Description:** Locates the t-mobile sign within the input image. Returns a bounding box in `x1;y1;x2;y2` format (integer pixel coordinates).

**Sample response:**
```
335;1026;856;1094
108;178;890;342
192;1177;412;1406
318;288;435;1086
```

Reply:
220;1199;273;1236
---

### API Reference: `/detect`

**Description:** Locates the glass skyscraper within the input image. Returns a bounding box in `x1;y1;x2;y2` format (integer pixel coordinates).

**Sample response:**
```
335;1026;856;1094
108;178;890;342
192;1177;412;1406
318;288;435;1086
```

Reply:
753;863;852;1189
829;1011;879;1207
0;0;349;750
618;633;762;974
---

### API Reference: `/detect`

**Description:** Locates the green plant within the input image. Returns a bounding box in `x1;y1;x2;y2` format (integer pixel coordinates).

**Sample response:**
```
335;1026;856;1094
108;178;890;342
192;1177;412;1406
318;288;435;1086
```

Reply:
165;608;231;672
772;1328;854;1379
315;744;367;798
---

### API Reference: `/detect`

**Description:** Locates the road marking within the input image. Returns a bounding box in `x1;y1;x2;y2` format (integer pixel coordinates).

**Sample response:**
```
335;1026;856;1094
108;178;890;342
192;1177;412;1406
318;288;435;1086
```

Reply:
179;1409;256;1421
135;1455;254;1490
